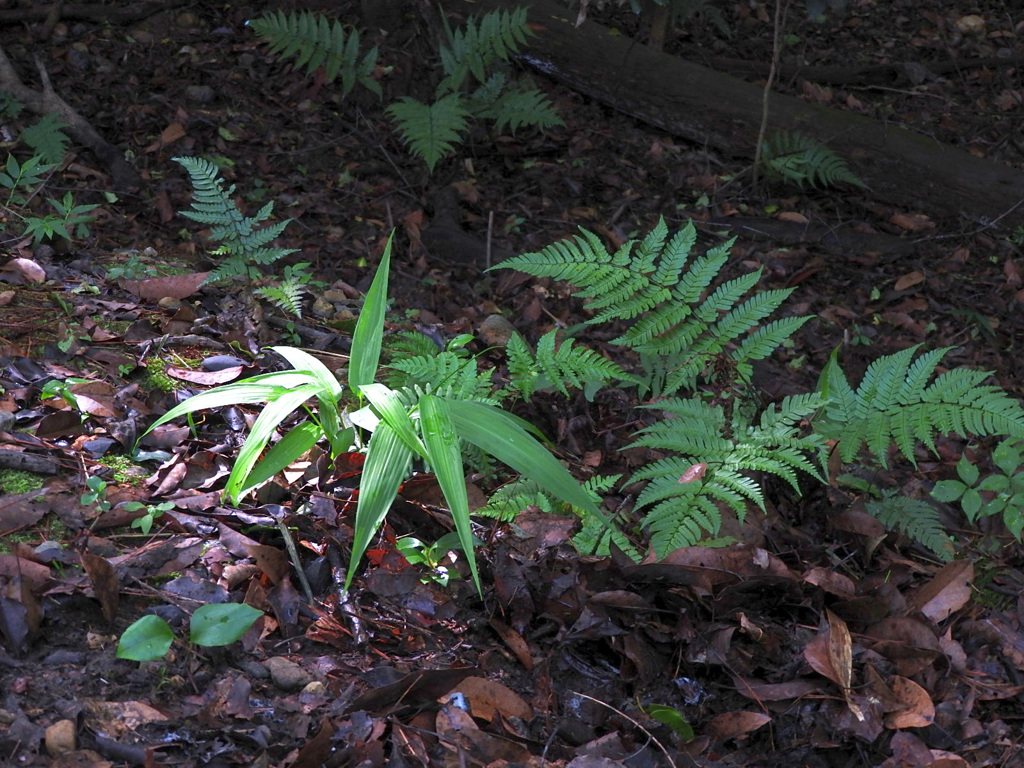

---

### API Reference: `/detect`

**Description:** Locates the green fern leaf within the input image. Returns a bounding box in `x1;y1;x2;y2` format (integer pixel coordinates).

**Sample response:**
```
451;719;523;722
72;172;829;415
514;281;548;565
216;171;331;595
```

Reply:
174;156;297;283
21;114;69;164
480;87;564;134
866;495;955;561
507;330;632;399
439;7;532;93
253;279;306;318
387;94;471;173
762;130;866;189
248;10;379;96
816;346;1024;467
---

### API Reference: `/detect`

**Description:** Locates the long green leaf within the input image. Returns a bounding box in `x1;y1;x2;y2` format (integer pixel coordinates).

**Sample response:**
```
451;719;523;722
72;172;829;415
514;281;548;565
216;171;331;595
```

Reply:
225;383;321;503
360;382;426;456
268;346;347;454
420;395;480;595
145;378;310;433
346;422;413;590
445;398;611;525
270;346;344;399
241;420;323;495
349;232;393;393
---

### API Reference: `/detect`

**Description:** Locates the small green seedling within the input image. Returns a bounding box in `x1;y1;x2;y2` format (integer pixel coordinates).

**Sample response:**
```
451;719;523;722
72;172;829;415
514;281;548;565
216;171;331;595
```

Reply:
81;475;111;515
931;440;1024;540
644;703;695;741
41;377;90;413
123;500;175;535
117;603;264;661
395;531;481;587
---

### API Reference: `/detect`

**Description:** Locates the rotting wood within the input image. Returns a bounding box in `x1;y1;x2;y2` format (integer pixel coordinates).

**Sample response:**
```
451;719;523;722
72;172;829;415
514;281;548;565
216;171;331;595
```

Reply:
444;0;1024;229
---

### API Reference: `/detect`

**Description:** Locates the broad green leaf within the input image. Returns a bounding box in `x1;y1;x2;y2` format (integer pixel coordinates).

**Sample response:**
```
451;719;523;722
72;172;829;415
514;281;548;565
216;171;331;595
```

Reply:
225;383;321;503
956;454;980;486
1005;506;1024;541
190;603;263;647
930;479;967;503
117;615;174;661
360;382;425;456
241;421;324;495
993;440;1024;476
961;487;982;520
346;422;413;590
646;704;695;741
444;398;613;527
349;233;393;393
977;475;1011;493
420;395;480;595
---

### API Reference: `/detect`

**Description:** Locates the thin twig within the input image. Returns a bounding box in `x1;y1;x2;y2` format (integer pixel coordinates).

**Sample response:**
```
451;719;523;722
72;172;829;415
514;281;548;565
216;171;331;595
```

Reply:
569;691;678;768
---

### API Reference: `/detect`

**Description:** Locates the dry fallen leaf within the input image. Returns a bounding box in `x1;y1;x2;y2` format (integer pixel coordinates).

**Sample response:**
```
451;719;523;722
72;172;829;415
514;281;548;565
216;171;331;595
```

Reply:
706;710;771;741
894;271;925;291
884;676;935;729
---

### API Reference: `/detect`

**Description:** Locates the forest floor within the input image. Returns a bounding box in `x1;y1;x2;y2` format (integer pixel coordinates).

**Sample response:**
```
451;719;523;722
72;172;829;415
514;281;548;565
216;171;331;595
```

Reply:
1;1;1024;766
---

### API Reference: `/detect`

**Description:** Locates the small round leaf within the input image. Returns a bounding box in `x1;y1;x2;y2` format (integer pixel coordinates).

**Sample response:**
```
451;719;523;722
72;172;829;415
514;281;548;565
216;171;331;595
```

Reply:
190;603;263;647
117;615;174;661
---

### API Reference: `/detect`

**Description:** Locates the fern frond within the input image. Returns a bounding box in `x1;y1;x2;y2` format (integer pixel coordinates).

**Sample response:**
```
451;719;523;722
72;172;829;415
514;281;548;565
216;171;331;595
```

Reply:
387;351;492;401
248;10;380;96
494;217;807;397
479;87;564;134
439;7;532;92
866;495;955;561
21;114;69;164
253;278;306;318
506;330;632;399
174;156;297;283
387;94;471;173
816;346;1024;467
386;331;443;361
762;130;866;189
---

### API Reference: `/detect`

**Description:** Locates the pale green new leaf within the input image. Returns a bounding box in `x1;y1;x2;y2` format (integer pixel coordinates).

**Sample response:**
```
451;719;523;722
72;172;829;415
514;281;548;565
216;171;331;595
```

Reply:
145;377;312;433
360;382;426;456
349;233;392;393
241;421;324;494
420;395;481;594
271;346;344;399
225;383;321;503
346;423;414;591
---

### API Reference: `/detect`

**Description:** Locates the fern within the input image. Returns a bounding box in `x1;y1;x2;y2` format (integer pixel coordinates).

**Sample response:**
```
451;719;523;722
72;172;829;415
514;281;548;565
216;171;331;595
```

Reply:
21;114;69;164
865;494;955;562
506;330;633;400
477;475;638;558
386;330;444;361
762;130;866;189
628;393;826;555
386;351;494;402
247;10;380;96
494;216;811;397
174;156;298;283
392;7;561;172
438;7;533;94
815;345;1024;467
386;95;471;173
476;86;563;134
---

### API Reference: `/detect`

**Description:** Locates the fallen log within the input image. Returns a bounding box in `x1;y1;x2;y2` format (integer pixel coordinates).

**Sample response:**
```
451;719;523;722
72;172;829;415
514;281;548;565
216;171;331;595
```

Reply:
445;0;1024;229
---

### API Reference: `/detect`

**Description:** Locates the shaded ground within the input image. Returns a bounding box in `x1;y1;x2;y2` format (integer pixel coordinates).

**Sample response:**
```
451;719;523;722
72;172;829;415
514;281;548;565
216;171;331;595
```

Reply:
1;1;1024;766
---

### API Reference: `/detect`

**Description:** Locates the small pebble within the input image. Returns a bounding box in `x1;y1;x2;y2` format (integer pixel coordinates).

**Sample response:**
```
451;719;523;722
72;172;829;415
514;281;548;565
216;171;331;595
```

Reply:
263;656;312;691
185;85;216;103
45;719;76;756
